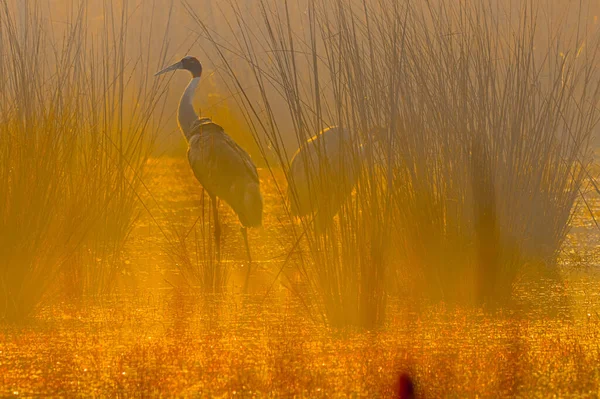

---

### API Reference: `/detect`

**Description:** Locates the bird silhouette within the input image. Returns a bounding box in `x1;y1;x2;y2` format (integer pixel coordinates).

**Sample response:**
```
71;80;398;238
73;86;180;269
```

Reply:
155;56;262;291
287;125;384;232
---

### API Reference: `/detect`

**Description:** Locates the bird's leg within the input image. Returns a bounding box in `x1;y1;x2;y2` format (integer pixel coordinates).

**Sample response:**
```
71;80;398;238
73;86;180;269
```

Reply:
241;226;252;293
211;196;221;263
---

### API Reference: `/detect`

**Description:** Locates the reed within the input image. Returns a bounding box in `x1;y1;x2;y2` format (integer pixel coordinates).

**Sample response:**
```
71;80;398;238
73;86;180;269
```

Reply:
0;0;172;320
163;181;229;293
383;1;600;306
189;0;600;324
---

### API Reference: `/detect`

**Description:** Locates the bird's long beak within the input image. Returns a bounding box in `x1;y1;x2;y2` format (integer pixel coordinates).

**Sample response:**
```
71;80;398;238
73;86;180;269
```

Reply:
154;61;183;76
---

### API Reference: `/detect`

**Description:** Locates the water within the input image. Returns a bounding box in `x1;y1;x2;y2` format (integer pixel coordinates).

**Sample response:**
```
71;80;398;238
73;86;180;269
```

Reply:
1;158;599;397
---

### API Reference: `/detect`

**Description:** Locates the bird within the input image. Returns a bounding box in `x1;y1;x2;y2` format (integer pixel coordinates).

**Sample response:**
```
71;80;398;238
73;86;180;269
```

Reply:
287;125;383;232
155;56;263;291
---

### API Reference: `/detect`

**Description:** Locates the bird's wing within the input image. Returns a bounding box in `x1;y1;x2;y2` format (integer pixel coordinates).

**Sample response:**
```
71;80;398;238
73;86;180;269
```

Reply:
187;122;259;197
192;120;258;181
217;131;260;184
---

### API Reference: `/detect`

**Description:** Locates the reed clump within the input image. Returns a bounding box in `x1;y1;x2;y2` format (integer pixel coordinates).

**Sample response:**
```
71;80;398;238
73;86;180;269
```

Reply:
0;1;171;321
189;0;600;325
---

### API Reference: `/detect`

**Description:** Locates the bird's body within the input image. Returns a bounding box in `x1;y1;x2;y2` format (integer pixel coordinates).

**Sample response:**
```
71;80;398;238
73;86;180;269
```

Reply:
155;56;262;290
288;126;362;231
187;119;262;228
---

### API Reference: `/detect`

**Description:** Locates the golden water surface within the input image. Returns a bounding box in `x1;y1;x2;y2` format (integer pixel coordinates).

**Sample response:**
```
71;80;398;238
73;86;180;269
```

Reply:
1;158;599;397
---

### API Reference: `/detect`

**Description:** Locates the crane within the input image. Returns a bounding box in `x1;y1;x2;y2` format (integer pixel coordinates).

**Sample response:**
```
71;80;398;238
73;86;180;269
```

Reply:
155;56;262;291
287;125;383;232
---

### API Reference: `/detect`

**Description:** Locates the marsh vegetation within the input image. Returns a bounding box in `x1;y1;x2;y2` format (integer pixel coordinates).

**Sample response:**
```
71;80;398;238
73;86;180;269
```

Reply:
1;0;600;396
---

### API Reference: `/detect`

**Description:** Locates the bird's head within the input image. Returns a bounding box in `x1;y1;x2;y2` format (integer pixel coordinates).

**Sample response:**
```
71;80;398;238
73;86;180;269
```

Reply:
154;56;203;78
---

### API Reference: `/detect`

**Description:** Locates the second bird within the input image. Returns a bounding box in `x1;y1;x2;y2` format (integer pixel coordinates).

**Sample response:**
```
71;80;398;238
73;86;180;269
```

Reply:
288;126;362;232
155;56;263;291
288;125;385;232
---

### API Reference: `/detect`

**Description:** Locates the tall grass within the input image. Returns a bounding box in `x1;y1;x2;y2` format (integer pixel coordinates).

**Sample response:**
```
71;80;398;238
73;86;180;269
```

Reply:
0;0;171;321
188;0;600;326
382;1;600;306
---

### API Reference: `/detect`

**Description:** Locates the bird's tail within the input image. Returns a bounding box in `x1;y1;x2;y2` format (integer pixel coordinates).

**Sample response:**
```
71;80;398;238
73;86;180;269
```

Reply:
243;182;263;228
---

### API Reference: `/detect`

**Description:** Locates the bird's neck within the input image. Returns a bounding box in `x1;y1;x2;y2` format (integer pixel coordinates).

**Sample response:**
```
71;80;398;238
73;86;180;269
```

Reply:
178;77;201;141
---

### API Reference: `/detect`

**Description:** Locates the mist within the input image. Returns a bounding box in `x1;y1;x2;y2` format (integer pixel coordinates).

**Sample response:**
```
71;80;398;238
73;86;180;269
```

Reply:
1;0;600;396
